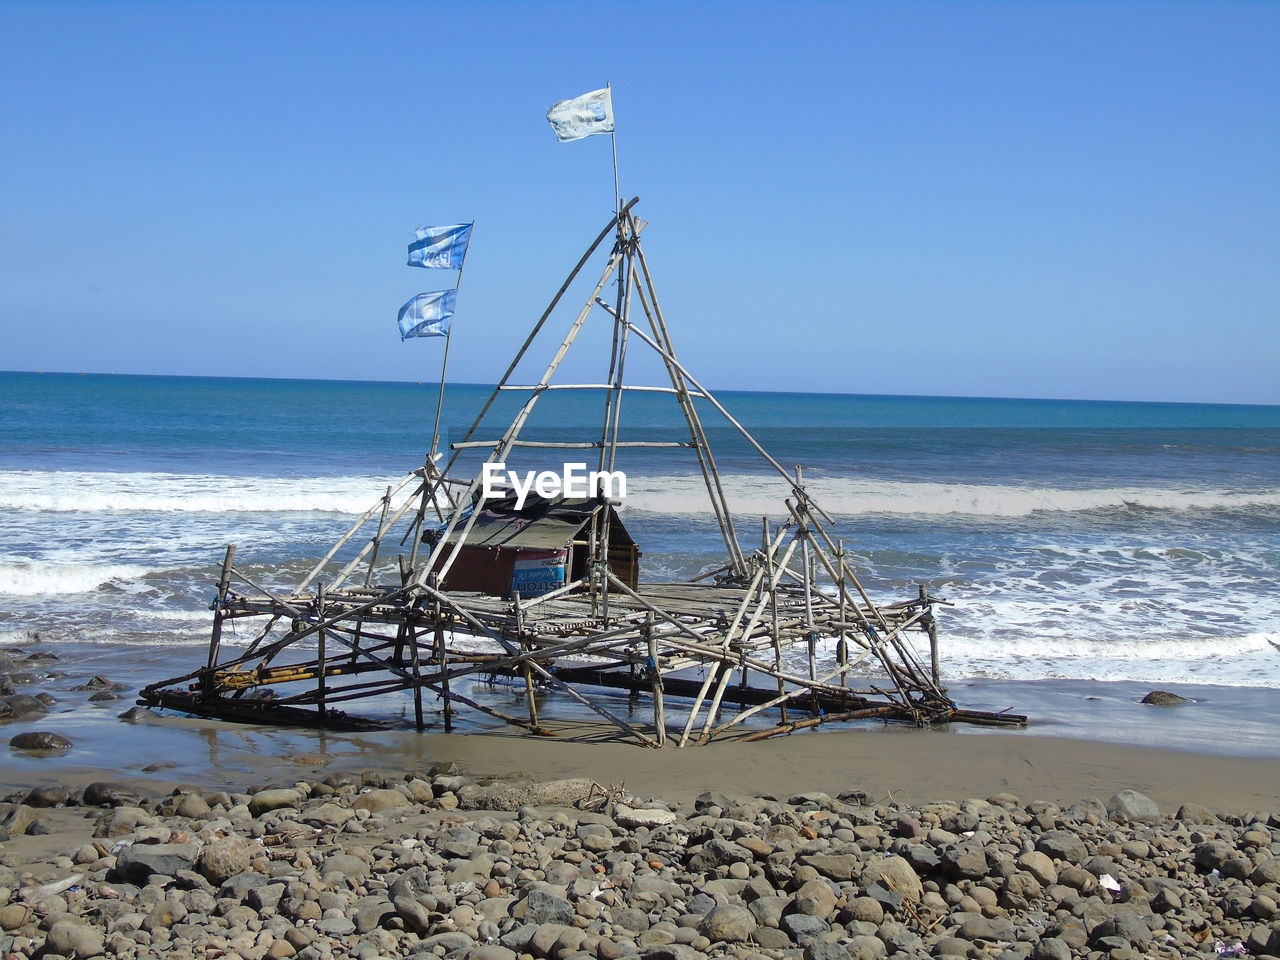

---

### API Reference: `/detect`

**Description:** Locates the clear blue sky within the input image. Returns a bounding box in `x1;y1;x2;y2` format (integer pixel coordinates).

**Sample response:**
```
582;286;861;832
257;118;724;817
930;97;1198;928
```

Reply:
2;1;1277;404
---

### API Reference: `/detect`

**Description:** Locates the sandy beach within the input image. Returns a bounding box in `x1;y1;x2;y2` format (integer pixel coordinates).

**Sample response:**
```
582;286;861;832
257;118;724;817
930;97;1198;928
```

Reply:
4;725;1280;960
4;645;1280;960
15;724;1277;817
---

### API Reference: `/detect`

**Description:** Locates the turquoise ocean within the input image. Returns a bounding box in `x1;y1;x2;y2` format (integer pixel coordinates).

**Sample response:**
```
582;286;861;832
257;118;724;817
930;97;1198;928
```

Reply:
2;371;1278;767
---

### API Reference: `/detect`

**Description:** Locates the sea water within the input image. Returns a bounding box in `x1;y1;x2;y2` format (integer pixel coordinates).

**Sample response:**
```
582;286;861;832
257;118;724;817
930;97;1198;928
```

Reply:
2;371;1278;759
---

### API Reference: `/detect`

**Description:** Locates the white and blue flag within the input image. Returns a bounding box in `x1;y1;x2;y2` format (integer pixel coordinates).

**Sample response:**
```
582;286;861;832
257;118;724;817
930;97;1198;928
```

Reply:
398;290;456;340
546;88;614;142
408;223;473;270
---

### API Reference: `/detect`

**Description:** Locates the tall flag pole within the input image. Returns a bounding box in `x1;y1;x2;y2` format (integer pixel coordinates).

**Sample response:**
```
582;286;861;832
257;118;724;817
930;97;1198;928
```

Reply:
400;221;475;458
546;86;618;217
608;83;621;219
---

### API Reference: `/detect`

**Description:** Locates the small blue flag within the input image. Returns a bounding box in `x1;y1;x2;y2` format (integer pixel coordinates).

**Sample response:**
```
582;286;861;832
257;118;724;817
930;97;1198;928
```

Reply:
398;290;456;340
408;223;473;270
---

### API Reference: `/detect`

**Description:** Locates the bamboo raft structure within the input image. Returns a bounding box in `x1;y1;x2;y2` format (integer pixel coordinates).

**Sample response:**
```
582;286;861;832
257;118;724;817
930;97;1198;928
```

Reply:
140;200;1027;744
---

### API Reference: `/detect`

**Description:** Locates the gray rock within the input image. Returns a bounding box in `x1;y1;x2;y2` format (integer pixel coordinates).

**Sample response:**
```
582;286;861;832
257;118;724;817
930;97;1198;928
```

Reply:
118;705;159;721
698;903;756;942
440;826;481;858
420;931;476;955
467;946;517;960
219;870;271;901
793;877;838;919
1036;829;1087;863
801;853;861;881
843;896;883;925
859;854;922;901
688;836;751;872
498;923;539;951
8;730;72;750
456;777;595;810
1030;940;1071;960
1175;802;1217;823
1140;690;1187;705
748;895;788;929
957;914;1015;941
780;913;830;946
860;881;903;915
114;841;199;884
0;694;47;718
1250;857;1280;886
197;835;254;884
320;852;369;878
1106;790;1159;824
300;802;354;828
83;781;145;807
394;895;431;934
248;788;303;815
1016;850;1057;885
804;943;854;960
352;787;410;813
522;888;573;926
846;936;887;960
930;936;973;957
1088;911;1151;946
1193;839;1234;872
247;883;286;911
612;906;652;934
45;919;105;959
1062;797;1107;822
637;944;701;960
23;785;70;807
614;805;677;828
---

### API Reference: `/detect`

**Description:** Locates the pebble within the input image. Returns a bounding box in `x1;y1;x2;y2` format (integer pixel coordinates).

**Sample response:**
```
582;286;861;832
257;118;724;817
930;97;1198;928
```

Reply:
0;766;1273;960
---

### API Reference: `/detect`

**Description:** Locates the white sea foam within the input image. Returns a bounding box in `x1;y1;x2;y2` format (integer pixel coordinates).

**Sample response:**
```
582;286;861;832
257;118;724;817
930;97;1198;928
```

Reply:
3;469;1276;520
622;474;1280;518
0;470;416;515
786;628;1280;688
0;561;153;597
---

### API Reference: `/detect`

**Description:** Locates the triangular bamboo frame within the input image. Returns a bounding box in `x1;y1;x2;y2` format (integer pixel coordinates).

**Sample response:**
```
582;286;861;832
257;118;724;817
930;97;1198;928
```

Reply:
140;201;1025;744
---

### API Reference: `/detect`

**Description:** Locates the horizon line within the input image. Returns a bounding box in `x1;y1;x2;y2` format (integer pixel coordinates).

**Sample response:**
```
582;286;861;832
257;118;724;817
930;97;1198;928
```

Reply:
3;367;1278;410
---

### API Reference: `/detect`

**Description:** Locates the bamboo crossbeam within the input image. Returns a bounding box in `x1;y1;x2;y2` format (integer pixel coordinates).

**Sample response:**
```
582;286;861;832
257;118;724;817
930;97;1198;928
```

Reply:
498;383;707;397
449;440;692;450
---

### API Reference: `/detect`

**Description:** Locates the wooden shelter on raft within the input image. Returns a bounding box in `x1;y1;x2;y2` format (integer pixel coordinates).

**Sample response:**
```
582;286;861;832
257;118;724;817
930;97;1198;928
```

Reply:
427;494;640;597
140;199;1026;745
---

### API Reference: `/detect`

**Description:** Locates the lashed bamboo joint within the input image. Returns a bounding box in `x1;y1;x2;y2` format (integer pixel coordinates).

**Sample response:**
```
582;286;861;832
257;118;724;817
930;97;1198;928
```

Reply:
140;201;1027;743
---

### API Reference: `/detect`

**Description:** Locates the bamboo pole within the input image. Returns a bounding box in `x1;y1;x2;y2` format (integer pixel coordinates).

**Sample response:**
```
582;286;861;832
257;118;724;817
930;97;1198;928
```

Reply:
408;623;424;731
204;544;236;697
737;706;895;742
316;583;327;720
646;613;666;746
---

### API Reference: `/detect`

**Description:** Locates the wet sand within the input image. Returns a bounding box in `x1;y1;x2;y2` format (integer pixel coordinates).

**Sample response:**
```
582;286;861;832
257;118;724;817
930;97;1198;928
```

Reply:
7;722;1277;816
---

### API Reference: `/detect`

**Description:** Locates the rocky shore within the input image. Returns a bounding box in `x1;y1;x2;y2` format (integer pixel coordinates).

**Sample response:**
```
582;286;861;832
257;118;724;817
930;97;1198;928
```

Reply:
2;765;1278;960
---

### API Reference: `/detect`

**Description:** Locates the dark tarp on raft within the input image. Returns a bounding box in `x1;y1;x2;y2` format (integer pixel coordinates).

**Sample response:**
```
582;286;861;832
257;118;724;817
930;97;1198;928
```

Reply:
428;494;639;598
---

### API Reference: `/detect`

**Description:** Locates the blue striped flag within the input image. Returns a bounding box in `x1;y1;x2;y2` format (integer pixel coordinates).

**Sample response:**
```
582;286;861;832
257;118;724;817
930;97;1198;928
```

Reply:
398;290;457;340
407;223;473;270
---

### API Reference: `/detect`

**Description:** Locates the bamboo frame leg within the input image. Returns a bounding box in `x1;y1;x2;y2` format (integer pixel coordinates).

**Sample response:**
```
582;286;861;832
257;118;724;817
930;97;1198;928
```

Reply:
646;615;666;745
204;544;236;698
316;584;327;720
409;627;424;732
